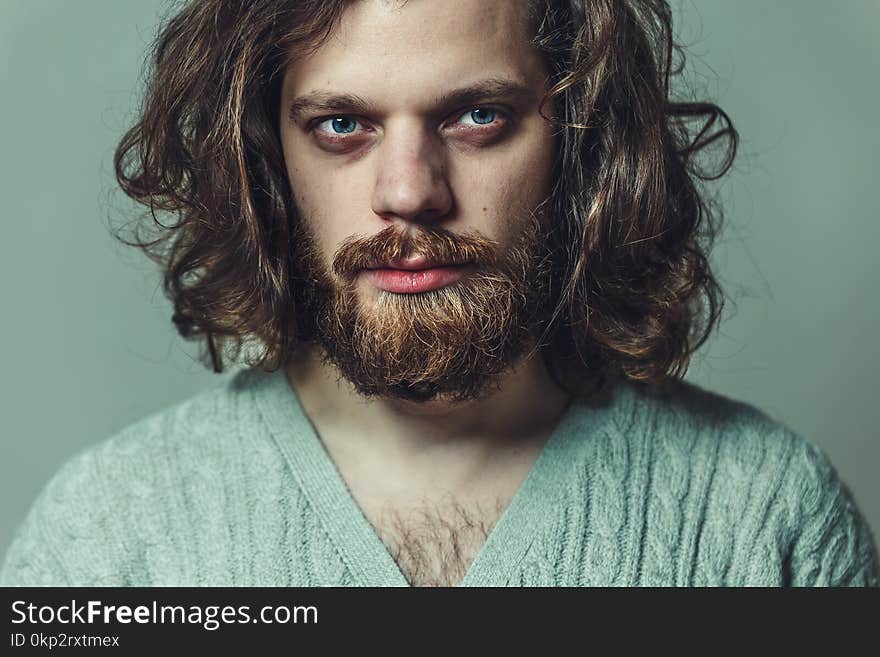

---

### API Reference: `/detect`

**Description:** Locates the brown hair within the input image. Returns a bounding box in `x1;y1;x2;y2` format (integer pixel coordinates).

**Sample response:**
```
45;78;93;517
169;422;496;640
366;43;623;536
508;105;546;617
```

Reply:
113;0;737;394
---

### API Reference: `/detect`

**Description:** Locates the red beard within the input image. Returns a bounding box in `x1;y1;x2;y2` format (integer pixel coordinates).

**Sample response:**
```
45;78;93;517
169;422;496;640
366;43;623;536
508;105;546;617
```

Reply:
289;210;555;403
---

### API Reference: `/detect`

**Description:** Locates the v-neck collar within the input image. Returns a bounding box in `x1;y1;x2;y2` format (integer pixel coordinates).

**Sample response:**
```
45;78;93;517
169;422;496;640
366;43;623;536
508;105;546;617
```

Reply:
251;367;623;587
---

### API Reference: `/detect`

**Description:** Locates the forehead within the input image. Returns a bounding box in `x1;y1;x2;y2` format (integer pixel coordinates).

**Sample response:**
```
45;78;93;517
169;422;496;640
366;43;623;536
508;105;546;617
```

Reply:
282;0;547;110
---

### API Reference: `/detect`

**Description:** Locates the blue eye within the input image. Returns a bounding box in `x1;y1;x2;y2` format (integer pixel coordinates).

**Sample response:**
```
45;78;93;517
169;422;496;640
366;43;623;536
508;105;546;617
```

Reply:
464;108;497;125
316;116;359;134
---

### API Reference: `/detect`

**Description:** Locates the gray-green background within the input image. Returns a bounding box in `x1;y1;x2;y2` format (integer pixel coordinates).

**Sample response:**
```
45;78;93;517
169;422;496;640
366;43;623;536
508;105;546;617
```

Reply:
1;1;878;557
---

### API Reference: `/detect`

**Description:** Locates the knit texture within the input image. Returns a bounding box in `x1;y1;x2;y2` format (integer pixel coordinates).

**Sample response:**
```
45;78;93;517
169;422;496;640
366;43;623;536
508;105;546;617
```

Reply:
2;367;878;587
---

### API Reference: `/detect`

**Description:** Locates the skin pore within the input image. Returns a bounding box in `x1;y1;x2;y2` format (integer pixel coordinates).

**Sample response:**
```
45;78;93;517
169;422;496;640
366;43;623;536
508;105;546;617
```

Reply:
277;0;571;511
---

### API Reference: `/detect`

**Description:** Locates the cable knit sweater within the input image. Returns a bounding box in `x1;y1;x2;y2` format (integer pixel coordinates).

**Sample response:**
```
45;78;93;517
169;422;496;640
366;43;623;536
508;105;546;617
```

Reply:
2;367;878;587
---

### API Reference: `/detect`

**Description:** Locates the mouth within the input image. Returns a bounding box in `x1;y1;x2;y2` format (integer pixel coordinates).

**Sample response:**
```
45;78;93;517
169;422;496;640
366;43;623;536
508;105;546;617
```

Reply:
361;258;472;293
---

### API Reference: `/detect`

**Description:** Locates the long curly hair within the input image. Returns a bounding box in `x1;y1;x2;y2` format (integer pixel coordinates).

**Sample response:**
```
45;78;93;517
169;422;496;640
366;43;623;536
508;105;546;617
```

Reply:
113;0;737;395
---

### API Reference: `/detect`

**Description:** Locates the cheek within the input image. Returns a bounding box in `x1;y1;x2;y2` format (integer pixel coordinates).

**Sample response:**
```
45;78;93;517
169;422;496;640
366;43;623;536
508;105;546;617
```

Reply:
286;163;357;264
516;122;558;202
460;156;552;241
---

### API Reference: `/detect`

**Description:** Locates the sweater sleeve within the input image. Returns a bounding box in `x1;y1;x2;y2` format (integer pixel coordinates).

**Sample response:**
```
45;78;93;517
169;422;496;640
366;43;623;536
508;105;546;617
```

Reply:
784;438;880;587
0;448;123;587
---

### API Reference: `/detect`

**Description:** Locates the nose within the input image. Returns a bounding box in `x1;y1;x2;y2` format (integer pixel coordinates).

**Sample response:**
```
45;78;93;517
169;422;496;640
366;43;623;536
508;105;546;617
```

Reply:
370;120;453;227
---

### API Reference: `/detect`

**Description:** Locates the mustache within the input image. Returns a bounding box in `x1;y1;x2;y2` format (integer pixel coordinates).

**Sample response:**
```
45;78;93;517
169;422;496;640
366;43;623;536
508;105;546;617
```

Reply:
331;224;501;279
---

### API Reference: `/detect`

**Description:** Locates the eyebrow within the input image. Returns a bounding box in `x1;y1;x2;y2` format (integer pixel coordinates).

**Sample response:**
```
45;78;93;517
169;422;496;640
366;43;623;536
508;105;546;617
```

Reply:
287;77;537;124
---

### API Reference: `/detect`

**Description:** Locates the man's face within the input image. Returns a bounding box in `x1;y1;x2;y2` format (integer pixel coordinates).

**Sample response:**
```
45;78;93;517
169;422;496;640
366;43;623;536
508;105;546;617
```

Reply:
278;0;559;403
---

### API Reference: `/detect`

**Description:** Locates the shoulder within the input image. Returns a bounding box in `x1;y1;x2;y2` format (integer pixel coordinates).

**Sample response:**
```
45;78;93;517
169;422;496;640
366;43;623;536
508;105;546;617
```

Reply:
621;375;782;436
605;375;800;473
611;376;879;586
53;367;277;482
0;368;278;586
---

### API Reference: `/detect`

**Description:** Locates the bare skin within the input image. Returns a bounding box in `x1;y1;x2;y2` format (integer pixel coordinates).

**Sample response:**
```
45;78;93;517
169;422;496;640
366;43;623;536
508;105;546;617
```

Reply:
278;0;570;585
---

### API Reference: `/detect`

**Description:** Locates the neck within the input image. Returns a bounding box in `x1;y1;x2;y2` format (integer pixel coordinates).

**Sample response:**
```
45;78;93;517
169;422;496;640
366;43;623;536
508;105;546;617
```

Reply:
284;341;572;491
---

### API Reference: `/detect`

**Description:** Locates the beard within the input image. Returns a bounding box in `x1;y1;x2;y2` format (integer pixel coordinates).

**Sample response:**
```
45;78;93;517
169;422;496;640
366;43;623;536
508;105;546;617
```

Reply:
289;207;556;404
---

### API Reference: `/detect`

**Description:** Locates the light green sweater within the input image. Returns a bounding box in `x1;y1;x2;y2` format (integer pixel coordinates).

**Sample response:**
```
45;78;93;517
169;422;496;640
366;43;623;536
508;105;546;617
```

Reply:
2;367;878;587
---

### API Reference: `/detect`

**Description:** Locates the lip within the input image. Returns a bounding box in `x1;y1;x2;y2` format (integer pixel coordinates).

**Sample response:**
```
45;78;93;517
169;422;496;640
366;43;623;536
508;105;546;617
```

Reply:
365;255;457;271
361;263;470;293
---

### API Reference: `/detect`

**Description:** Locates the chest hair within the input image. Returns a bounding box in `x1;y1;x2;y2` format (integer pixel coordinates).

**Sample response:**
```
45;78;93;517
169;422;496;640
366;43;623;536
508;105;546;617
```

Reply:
365;495;508;587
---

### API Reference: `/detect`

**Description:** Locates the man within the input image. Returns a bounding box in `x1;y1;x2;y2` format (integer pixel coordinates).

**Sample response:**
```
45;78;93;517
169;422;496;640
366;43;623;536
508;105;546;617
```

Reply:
2;0;877;587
